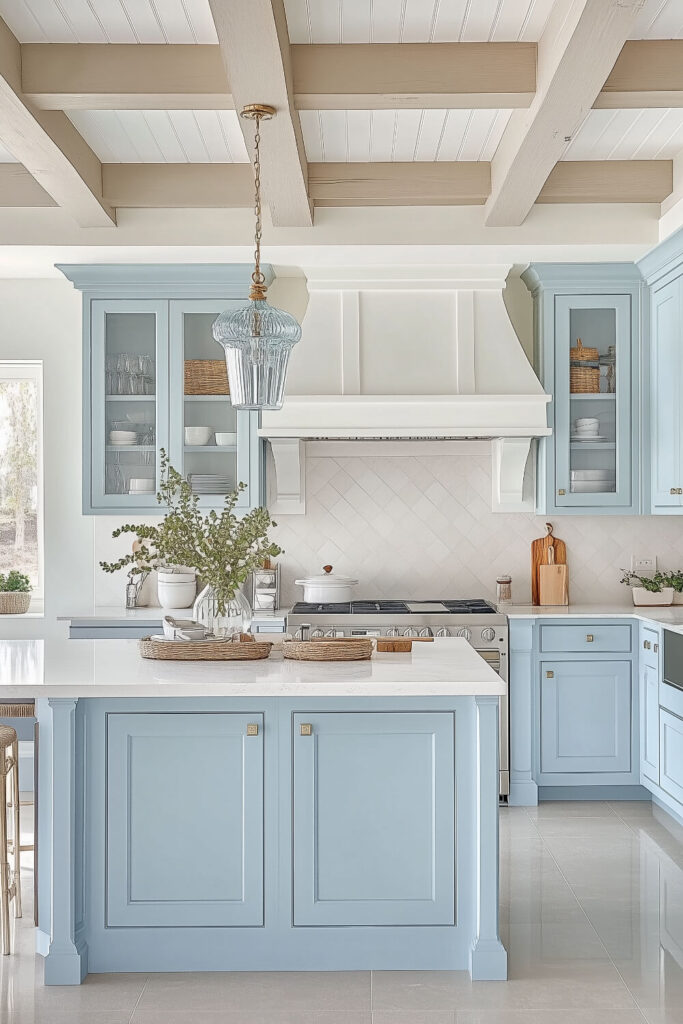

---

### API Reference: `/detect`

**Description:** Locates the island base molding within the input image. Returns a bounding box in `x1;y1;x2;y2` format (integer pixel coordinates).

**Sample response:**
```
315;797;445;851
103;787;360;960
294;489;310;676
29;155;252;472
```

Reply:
35;694;506;985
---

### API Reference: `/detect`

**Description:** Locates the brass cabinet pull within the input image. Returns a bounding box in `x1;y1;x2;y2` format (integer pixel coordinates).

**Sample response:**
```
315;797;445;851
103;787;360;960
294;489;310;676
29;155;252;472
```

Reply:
654;643;659;654
586;634;594;643
671;487;683;495
246;722;259;737
300;723;313;736
643;640;651;650
558;489;566;496
546;670;554;679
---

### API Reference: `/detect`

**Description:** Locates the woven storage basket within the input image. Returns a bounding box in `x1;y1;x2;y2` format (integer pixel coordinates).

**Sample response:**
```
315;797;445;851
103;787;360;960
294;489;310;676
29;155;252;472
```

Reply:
139;636;272;661
0;592;31;614
282;638;373;662
570;338;600;394
184;360;229;396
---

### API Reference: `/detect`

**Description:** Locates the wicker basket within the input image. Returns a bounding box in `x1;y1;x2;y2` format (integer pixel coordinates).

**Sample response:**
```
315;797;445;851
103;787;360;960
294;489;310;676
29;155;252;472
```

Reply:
184;360;229;396
282;638;374;662
0;592;31;614
570;338;600;393
139;635;272;661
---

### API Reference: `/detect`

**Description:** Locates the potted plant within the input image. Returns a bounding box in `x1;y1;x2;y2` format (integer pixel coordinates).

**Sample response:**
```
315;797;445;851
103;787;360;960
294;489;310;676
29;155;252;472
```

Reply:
100;451;281;634
620;569;674;607
0;571;32;614
659;569;683;605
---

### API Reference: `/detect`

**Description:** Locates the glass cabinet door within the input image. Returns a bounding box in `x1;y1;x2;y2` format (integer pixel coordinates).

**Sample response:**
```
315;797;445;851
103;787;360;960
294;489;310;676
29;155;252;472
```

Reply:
90;300;169;510
169;300;258;510
554;294;632;508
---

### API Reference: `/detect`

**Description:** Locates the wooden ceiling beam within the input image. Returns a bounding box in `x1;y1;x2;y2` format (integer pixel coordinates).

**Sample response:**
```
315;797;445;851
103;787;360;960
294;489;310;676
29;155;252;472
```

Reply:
0;17;114;226
0;163;56;206
207;0;312;227
597;40;683;108
98;160;671;209
484;0;645;228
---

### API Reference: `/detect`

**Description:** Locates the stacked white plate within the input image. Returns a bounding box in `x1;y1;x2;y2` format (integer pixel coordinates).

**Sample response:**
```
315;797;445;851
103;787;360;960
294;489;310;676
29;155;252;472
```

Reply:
188;474;232;494
571;469;615;493
128;477;154;495
109;429;137;445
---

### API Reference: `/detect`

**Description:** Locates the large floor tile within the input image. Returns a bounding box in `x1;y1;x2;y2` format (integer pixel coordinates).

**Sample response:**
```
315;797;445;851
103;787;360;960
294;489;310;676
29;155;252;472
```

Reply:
7;1013;131;1024
132;1012;371;1024
1;973;147;1017
137;972;371;1014
456;1012;647;1024
533;818;635;839
526;802;618;820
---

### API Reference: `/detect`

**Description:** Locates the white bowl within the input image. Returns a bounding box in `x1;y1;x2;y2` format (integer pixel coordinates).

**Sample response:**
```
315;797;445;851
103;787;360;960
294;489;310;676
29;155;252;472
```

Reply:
215;432;237;446
185;426;213;446
157;579;196;609
570;469;614;479
575;417;599;428
158;570;196;584
129;478;154;489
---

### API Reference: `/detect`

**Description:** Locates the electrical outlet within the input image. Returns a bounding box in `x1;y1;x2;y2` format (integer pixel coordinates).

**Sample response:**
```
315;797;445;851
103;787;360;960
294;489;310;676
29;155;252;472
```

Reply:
631;556;657;574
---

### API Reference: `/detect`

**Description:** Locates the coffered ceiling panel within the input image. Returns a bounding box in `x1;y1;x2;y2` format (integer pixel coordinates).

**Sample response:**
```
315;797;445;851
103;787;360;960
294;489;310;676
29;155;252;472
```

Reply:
564;108;683;161
629;0;683;38
299;108;512;162
284;0;555;44
67;110;248;162
0;0;218;43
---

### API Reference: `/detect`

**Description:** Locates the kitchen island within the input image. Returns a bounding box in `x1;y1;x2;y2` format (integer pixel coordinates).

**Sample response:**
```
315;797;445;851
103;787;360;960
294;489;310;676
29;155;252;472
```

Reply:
0;637;506;985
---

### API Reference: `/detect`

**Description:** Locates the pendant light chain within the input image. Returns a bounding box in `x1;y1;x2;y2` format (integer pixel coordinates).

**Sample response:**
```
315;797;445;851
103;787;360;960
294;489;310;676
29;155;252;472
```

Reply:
251;112;265;294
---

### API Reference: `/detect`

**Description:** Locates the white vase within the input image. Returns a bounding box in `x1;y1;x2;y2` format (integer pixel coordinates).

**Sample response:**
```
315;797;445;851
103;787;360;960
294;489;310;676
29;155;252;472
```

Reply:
192;585;252;637
631;586;674;606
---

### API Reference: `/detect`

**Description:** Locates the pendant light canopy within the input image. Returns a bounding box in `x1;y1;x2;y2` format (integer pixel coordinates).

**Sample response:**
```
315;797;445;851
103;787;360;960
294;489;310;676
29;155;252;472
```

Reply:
213;104;302;410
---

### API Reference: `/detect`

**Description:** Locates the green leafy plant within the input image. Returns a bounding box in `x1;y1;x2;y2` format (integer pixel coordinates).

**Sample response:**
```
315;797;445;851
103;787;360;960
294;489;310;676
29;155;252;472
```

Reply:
620;569;669;594
100;451;281;615
0;570;31;593
658;569;683;593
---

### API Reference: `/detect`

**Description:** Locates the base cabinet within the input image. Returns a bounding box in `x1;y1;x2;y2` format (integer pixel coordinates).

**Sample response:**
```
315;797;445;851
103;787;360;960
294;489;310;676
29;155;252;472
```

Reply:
293;711;455;926
540;660;632;777
660;709;683;805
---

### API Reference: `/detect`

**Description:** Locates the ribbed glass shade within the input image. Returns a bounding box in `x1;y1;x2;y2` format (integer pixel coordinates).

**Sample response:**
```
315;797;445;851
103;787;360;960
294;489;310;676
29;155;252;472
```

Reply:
213;298;302;410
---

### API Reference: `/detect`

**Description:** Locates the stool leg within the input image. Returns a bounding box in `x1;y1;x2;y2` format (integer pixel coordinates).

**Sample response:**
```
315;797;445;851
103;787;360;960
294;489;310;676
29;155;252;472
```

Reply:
0;759;9;954
11;740;21;919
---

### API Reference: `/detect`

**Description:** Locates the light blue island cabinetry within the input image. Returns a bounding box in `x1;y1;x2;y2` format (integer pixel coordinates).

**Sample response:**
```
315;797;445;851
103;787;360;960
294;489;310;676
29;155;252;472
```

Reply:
57;265;265;514
14;638;507;985
521;264;644;515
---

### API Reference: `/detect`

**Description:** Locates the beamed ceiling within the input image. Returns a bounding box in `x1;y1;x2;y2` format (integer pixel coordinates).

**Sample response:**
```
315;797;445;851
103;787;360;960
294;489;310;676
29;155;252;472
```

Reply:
0;0;682;232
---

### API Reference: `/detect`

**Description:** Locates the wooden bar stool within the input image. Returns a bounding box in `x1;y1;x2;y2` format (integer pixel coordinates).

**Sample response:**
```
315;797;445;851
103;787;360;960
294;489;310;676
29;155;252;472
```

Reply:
0;703;36;937
0;724;20;954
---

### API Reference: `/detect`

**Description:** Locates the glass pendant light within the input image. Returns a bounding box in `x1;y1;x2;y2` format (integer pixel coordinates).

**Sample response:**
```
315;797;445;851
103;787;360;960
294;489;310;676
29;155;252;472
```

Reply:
213;104;302;410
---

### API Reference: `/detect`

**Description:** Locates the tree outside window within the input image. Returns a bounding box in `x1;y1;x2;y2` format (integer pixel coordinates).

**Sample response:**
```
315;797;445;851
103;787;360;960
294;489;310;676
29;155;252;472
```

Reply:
0;363;43;597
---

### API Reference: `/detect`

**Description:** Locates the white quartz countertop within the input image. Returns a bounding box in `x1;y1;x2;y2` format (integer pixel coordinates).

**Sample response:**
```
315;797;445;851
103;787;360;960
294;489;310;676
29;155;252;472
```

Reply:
59;606;288;625
0;637;504;699
503;603;683;632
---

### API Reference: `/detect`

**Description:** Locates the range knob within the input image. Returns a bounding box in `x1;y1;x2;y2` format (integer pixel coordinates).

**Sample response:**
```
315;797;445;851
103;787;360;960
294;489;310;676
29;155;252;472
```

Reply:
325;628;341;638
419;627;434;637
455;626;471;642
386;626;401;637
311;628;325;638
481;627;496;642
436;627;451;637
403;627;419;637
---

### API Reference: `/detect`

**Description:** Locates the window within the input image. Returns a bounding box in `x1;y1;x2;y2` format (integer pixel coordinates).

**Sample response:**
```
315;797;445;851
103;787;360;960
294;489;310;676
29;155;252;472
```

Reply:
0;362;43;600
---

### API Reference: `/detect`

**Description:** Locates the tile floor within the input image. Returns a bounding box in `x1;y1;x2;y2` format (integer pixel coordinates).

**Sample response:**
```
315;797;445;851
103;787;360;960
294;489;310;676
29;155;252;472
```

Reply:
2;800;683;1023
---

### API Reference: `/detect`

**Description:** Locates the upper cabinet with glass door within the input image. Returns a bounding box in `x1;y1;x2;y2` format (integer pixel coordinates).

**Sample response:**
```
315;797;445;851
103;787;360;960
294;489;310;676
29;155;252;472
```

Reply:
522;265;643;516
58;265;270;515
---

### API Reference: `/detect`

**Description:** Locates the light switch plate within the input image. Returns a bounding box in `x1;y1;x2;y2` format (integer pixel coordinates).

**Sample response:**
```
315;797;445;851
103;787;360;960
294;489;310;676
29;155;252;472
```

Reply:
631;555;657;573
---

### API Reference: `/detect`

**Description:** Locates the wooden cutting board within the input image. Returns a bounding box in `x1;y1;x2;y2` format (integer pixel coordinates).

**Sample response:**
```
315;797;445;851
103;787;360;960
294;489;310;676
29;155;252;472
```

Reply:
538;543;569;606
531;523;567;605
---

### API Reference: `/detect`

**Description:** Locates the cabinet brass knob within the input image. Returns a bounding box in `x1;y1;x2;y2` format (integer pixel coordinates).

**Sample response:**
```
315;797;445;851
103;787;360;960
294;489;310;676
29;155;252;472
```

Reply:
558;489;566;496
246;723;259;737
654;643;659;654
672;487;683;495
300;723;313;736
546;670;554;679
586;634;594;643
644;640;651;650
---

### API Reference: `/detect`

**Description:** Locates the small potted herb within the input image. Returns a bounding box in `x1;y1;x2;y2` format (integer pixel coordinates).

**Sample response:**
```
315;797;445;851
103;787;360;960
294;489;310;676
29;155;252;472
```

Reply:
0;571;32;614
659;569;683;605
620;569;673;607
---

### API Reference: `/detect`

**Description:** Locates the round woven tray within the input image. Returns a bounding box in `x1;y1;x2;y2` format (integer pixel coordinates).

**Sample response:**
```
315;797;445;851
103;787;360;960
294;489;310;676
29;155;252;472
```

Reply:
139;636;272;661
282;638;373;662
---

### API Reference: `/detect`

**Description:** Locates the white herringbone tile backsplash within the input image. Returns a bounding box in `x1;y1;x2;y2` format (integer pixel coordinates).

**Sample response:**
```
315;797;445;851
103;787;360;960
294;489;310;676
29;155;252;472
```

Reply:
272;452;683;606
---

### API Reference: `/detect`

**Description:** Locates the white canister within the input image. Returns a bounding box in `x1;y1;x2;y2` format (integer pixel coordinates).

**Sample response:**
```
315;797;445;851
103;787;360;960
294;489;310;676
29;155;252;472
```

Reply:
294;566;359;604
157;579;197;609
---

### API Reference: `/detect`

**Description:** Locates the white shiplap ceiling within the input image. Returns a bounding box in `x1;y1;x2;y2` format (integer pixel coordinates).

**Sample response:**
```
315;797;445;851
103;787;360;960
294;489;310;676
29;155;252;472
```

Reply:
564;108;683;161
0;0;218;43
631;0;683;38
67;110;248;162
300;108;512;162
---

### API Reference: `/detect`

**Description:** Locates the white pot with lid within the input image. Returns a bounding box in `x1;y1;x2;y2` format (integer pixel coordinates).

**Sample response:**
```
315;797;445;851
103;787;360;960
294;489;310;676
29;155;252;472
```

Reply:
295;565;358;603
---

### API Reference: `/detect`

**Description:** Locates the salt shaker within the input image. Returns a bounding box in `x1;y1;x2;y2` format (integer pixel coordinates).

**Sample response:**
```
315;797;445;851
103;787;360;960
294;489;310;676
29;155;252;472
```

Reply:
496;574;512;606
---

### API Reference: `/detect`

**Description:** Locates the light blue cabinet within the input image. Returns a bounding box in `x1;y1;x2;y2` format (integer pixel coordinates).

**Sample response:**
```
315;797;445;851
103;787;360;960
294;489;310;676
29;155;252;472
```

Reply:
540;660;632;775
106;711;264;927
57;264;269;514
639;624;660;785
292;711;455;927
660;708;683;805
522;265;643;515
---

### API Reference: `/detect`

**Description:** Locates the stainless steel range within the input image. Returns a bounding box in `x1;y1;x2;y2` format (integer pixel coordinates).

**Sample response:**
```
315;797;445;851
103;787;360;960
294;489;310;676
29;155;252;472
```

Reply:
287;599;509;797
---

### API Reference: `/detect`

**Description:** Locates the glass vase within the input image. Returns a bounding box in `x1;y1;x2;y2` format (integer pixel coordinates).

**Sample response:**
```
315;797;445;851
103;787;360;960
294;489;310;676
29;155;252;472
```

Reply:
192;585;252;637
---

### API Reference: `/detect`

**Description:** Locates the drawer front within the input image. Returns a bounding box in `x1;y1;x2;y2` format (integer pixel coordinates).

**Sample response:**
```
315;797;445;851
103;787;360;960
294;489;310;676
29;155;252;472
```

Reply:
540;623;632;654
660;679;683;719
660;709;683;806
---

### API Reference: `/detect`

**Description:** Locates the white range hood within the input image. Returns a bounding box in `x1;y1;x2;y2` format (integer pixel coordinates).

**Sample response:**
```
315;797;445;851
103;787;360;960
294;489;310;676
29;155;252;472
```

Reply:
260;265;550;514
